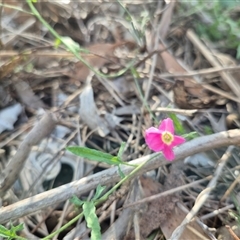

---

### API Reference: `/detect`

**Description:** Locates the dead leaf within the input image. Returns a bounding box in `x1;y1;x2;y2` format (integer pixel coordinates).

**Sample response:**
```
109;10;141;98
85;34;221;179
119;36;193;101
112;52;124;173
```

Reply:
124;162;212;239
158;44;218;109
161;206;211;240
173;80;218;109
124;163;185;239
159;1;176;40
79;84;110;137
187;29;240;101
68;42;133;82
103;112;123;129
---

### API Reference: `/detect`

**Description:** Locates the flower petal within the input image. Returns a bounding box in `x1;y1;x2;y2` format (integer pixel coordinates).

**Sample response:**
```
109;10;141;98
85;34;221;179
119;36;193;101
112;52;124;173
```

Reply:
145;128;164;152
159;118;174;134
163;146;175;161
145;127;161;135
169;135;186;148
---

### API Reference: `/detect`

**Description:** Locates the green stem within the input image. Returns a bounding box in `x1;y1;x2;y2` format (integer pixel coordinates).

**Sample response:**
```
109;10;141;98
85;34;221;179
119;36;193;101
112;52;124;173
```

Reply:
26;0;136;79
25;3;161;239
96;152;160;205
116;0;142;45
130;67;158;124
42;152;160;239
15;236;28;240
41;212;83;240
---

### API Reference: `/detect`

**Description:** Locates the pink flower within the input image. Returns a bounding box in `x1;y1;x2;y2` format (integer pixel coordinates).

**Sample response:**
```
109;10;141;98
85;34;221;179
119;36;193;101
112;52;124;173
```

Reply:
145;118;185;161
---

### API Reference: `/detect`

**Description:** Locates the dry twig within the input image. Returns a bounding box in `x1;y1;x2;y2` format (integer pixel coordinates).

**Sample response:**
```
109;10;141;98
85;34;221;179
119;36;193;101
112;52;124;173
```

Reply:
170;146;234;240
0;129;239;223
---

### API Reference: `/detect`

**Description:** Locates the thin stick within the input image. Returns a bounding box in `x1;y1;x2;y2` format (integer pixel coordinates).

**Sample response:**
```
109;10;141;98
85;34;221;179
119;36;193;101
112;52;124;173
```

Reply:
225;225;240;240
0;129;239;223
169;146;234;240
158;65;240;78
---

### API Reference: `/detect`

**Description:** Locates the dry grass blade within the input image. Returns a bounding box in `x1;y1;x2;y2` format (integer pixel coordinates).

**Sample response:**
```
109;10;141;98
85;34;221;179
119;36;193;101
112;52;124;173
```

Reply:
187;29;240;101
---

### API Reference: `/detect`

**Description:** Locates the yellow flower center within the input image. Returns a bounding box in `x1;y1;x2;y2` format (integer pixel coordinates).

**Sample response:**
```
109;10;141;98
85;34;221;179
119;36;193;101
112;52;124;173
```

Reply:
161;131;173;145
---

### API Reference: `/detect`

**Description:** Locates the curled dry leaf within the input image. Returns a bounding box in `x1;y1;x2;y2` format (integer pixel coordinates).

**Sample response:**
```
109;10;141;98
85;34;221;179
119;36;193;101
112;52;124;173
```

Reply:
173;80;218;109
158;44;218;109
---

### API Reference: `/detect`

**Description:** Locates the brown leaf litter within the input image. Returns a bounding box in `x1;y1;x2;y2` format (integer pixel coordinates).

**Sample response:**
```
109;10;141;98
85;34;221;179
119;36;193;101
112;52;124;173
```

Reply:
66;41;136;82
124;162;210;239
1;1;240;239
158;43;219;109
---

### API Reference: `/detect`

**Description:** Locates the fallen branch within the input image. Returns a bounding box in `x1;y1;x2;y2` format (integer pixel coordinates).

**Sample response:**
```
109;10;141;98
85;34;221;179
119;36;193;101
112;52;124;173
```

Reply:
0;112;57;197
0;129;239;223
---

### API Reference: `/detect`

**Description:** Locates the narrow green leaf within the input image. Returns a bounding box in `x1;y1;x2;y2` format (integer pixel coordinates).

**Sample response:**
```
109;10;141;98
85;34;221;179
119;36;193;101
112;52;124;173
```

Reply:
117;142;126;159
203;125;213;135
168;113;185;135
0;225;10;238
0;223;25;240
93;185;106;201
131;67;140;78
237;44;240;59
70;195;84;207
54;38;61;48
67;146;118;166
182;131;198;140
83;201;101;240
111;156;122;164
60;36;80;53
11;223;24;233
112;156;138;168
